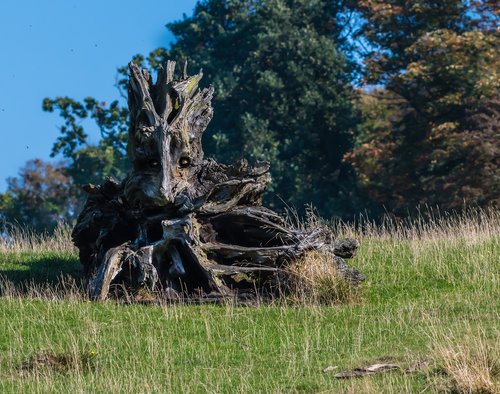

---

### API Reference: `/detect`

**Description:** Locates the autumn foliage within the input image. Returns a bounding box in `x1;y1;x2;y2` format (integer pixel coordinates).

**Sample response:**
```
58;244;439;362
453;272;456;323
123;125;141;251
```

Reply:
345;0;499;213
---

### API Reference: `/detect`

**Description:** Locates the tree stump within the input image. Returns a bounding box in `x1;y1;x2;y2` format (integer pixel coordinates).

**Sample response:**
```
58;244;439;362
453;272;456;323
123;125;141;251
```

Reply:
72;60;363;302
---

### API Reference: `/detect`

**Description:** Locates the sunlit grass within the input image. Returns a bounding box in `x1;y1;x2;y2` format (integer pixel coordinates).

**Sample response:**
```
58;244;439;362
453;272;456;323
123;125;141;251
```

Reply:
0;209;498;393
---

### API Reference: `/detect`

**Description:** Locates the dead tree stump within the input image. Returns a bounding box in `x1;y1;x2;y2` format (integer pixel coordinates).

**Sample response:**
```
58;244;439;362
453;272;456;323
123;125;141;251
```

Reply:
72;60;363;301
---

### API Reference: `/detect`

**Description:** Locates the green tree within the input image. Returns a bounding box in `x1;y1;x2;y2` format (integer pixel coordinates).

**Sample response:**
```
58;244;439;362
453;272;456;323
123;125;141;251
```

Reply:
0;159;77;232
42;97;130;186
346;0;500;212
167;0;362;216
43;0;364;218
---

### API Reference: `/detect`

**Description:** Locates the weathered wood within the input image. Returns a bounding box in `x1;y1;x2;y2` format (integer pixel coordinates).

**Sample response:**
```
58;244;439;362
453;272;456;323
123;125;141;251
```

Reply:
331;239;359;259
72;60;363;301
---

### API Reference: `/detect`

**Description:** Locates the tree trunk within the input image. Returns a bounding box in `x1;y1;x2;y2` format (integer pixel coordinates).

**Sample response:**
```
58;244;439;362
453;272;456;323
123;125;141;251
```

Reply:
72;60;363;301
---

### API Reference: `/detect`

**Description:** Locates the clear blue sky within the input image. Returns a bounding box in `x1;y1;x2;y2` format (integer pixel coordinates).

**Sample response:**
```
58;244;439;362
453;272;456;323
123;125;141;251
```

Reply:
0;0;198;191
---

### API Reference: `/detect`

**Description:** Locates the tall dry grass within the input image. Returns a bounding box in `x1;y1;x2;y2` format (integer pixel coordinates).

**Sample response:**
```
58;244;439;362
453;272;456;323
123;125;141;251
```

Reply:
1;208;498;303
427;323;500;394
2;207;498;251
329;206;500;242
0;221;75;253
0;275;86;302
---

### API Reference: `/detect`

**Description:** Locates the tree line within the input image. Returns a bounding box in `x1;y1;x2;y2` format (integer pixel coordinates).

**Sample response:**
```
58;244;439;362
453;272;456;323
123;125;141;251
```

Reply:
1;0;498;231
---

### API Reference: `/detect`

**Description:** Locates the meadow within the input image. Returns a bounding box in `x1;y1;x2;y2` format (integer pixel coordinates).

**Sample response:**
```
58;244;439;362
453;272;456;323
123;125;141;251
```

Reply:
0;209;498;393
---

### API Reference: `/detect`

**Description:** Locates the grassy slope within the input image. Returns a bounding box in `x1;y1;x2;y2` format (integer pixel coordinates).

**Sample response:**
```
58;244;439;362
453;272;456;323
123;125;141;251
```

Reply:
0;224;498;393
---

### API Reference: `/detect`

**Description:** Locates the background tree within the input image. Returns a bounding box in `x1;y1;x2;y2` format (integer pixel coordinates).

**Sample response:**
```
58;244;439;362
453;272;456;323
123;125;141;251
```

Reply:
42;97;130;187
33;96;131;225
346;0;499;212
164;0;362;216
0;159;77;232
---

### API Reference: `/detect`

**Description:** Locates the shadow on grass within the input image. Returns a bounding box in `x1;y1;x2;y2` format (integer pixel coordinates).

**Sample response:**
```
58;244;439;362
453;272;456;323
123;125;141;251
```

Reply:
0;252;83;294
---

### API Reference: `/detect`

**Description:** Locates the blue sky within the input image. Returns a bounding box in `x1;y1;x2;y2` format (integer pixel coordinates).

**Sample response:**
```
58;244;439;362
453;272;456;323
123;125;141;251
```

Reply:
0;0;198;191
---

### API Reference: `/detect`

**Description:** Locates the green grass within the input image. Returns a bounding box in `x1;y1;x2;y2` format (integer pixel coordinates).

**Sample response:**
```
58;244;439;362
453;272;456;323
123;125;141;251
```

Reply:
0;251;80;285
0;215;498;393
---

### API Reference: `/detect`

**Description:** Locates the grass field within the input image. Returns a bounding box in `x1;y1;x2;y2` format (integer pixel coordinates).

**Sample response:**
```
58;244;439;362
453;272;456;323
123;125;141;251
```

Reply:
0;210;498;393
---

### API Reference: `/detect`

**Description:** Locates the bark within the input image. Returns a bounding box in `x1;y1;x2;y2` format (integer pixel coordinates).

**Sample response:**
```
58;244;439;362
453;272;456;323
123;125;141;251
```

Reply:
72;60;363;301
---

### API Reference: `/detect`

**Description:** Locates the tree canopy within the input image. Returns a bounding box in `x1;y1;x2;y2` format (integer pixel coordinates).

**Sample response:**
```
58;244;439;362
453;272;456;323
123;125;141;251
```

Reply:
346;0;499;212
0;159;76;232
1;0;498;231
166;0;362;216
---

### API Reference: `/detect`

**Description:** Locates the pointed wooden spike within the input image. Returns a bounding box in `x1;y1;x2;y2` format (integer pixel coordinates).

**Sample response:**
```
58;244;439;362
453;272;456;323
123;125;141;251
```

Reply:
166;60;176;84
183;60;188;79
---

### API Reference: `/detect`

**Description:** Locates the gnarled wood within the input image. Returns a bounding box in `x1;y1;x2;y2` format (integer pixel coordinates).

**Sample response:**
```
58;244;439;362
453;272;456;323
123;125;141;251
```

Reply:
72;60;363;301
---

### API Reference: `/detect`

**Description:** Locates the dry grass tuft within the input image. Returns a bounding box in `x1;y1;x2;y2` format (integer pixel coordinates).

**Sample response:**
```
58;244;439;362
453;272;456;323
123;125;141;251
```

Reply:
330;206;500;243
0;275;86;301
287;250;360;305
428;329;500;394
